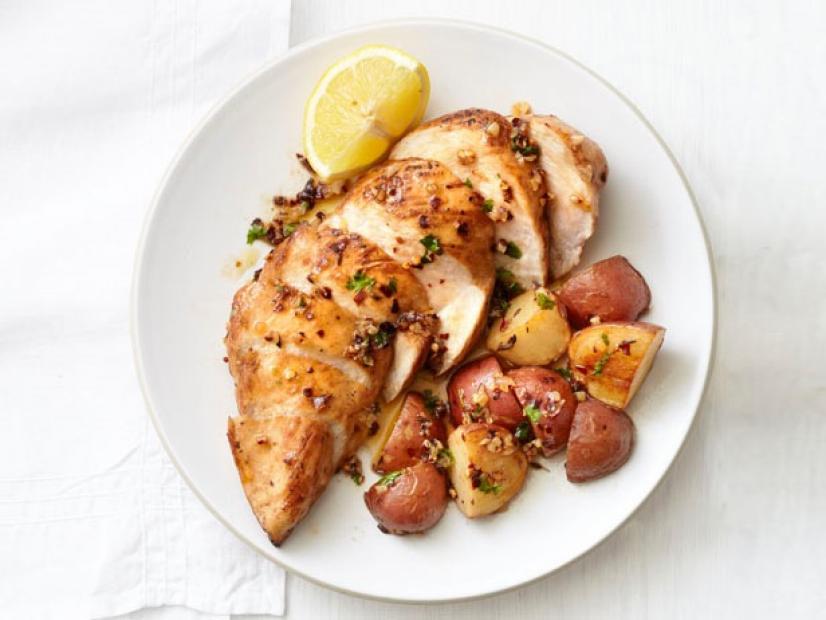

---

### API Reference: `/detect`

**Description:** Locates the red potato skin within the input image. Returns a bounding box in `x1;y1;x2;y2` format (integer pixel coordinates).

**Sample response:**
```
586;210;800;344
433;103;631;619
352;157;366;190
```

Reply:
375;392;447;474
566;400;634;483
363;462;448;534
558;255;651;329
507;367;577;456
447;355;523;430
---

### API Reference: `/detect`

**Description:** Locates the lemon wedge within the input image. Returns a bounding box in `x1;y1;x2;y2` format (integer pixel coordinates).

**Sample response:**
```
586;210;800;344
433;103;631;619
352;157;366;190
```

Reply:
303;45;430;180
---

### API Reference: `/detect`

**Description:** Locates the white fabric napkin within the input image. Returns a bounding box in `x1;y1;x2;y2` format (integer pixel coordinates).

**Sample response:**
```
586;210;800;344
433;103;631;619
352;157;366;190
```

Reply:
0;2;291;617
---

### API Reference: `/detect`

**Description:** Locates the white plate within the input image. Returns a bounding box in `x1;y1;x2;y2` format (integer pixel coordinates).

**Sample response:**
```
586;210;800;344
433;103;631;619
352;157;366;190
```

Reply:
131;19;715;603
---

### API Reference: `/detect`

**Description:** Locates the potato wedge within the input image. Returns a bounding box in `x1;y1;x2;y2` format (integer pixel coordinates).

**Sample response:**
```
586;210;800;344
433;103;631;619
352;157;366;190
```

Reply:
447;423;528;518
508;367;577;456
566;400;634;482
568;322;665;409
375;391;448;474
486;287;571;365
364;462;448;534
447;356;522;430
558;255;651;328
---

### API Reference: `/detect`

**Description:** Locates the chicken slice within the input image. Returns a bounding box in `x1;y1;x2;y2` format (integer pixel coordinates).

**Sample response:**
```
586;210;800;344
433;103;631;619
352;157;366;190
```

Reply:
330;158;496;374
392;109;549;288
528;114;608;279
226;263;392;544
266;224;437;401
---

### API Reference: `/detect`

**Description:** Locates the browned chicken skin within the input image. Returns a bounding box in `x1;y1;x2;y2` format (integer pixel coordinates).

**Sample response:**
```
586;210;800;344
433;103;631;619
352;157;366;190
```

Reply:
527;114;608;278
226;255;392;544
330;157;496;374
226;108;608;545
267;225;436;401
392;109;550;288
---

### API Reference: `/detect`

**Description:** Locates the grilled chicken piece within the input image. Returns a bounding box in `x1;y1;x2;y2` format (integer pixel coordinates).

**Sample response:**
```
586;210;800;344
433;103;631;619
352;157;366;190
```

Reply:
266;224;437;401
226;261;392;544
392;109;549;288
528;115;608;278
329;158;496;374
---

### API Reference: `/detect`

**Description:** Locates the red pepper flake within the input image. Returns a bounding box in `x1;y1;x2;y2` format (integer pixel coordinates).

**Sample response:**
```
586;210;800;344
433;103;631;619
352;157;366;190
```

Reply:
499;318;509;332
316;329;325;338
618;340;636;355
390;299;399;313
302;387;313;398
222;356;229;363
455;221;470;236
429;196;442;208
418;215;430;228
353;290;367;304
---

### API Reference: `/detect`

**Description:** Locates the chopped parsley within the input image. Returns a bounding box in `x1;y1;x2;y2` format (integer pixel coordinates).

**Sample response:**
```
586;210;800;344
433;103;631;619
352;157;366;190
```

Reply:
370;322;395;349
246;222;267;244
464;178;473;188
601;332;610;346
387;277;398;294
514;420;535;444
593;341;612;376
495;267;524;297
482;198;494;213
419;234;443;264
504;241;522;259
376;470;404;487
283;222;297;237
346;270;376;293
423;390;440;412
350;471;364;485
555;366;573;381
523;402;542;423
510;137;540;157
437;448;454;466
490;267;525;323
478;475;502;495
535;291;556;310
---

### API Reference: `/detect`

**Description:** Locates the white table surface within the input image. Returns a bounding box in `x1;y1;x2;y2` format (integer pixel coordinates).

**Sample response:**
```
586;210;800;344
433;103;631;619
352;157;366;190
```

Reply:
246;1;825;618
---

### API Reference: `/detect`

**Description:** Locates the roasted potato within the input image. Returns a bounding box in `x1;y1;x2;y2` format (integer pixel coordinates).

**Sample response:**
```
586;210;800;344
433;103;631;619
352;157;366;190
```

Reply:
566;400;634;482
568;321;665;409
368;395;405;468
558;256;651;328
364;462;448;534
375;391;448;474
447;356;522;430
486;287;571;365
507;367;577;456
447;423;528;518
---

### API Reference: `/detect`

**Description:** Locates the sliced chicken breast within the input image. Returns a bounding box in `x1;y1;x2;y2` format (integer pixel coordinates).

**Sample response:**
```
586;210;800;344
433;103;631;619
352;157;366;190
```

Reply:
528;114;608;279
392;109;549;288
266;224;436;401
330;158;496;374
226;261;392;544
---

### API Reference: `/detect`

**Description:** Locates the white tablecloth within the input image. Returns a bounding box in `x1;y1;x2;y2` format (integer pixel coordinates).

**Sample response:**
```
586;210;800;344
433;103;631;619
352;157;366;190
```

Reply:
3;1;825;619
0;2;290;618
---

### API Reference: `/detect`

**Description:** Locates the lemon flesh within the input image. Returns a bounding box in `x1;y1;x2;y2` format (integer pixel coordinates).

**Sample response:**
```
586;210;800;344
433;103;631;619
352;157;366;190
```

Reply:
303;45;430;180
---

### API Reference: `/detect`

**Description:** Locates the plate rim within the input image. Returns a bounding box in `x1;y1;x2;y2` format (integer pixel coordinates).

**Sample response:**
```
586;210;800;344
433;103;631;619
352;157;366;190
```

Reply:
130;16;718;604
